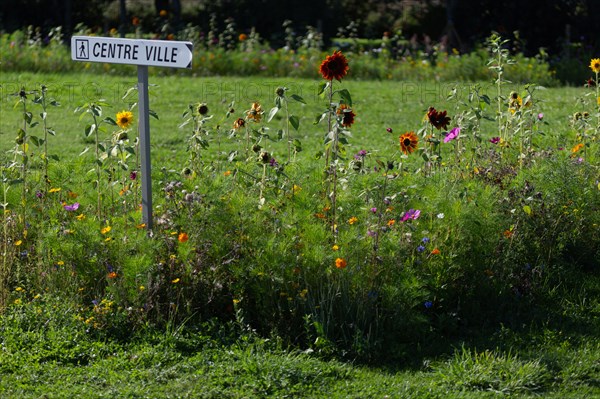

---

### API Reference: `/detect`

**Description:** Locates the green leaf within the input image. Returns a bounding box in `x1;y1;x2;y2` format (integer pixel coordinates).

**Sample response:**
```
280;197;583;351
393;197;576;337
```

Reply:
47;128;56;136
104;117;117;126
149;109;159;120
267;106;280;122
84;124;96;137
50;100;60;107
289;115;300;131
79;147;90;156
40;112;47;120
29;135;43;147
314;112;328;125
30;122;39;128
338;89;352;106
317;82;328;96
228;151;238;162
49;154;60;161
523;205;532;216
122;87;136;100
290;94;306;104
24;111;33;124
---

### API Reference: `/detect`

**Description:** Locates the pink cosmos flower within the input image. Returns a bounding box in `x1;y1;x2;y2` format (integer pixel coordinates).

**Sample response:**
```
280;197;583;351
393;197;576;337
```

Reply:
401;209;421;222
63;202;80;211
443;127;460;143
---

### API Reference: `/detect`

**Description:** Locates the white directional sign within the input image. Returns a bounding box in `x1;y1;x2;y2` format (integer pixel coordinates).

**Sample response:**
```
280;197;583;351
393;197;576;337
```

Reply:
71;36;193;69
71;35;194;230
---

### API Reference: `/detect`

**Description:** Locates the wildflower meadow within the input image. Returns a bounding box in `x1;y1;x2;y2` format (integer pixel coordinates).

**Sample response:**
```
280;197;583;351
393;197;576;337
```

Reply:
0;31;599;398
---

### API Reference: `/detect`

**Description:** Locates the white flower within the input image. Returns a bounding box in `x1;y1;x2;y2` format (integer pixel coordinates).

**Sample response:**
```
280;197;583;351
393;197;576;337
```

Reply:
437;213;445;219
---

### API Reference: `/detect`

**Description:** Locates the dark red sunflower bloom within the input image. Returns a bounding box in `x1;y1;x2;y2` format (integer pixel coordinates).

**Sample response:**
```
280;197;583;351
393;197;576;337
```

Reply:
319;51;349;81
426;107;451;130
337;104;355;127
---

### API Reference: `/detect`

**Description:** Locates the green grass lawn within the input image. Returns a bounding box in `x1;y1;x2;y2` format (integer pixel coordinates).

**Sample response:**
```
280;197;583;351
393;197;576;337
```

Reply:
0;71;584;161
1;71;599;398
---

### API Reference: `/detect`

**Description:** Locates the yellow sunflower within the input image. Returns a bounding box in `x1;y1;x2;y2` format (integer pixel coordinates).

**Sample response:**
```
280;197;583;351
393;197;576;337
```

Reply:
590;58;600;74
116;111;134;129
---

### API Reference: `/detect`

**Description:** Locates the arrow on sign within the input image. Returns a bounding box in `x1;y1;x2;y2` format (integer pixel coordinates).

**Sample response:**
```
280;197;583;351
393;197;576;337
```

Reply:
71;36;193;69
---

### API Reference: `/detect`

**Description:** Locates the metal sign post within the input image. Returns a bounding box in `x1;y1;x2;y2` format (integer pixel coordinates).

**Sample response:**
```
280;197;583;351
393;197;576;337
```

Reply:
71;36;193;230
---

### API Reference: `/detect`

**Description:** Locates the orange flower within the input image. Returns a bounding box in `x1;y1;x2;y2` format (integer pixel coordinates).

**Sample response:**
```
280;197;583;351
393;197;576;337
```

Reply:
503;229;513;239
319;51;349;81
246;102;263;122
430;248;441;255
571;143;584;153
233;118;246;129
178;232;189;243
335;258;347;269
314;213;326;219
132;17;140;26
107;272;117;279
239;33;248;41
159;9;168;17
336;104;355;127
348;216;358;225
223;170;232;177
399;131;419;155
387;219;396;226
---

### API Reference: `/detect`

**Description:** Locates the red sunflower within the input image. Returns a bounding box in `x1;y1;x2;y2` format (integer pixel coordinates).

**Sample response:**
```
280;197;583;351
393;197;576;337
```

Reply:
399;131;419;155
319;51;349;81
336;104;355;127
426;107;451;130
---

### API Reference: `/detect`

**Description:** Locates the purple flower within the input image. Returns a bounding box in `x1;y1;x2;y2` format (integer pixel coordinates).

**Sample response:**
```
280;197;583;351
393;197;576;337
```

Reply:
537;113;544;120
130;171;138;180
490;137;500;144
443;127;460;143
269;157;278;167
92;299;99;306
370;207;377;214
424;300;433;309
422;237;430;244
417;245;425;253
357;149;367;157
386;127;393;133
367;230;377;237
63;202;80;212
36;190;43;199
401;209;421;222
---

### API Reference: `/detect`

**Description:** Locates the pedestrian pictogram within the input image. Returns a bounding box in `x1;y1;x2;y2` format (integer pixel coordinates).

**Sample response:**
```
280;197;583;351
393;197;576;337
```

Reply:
75;39;89;59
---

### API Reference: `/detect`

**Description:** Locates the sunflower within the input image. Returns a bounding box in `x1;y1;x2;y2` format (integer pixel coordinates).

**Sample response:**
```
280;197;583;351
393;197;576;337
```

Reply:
197;103;209;116
590;58;600;73
233;118;246;129
319;51;349;81
116;111;134;129
426;107;451;130
336;104;355;127
399;131;419;155
246;102;263;122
